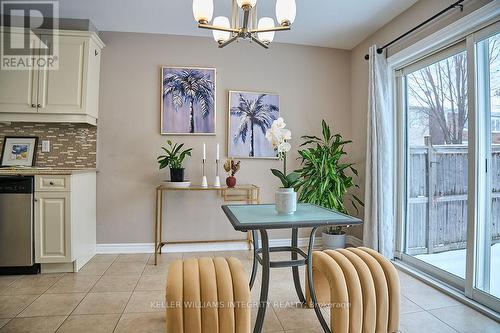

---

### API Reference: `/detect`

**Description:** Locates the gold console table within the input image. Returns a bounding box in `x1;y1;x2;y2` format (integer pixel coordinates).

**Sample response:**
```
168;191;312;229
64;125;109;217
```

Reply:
154;184;260;265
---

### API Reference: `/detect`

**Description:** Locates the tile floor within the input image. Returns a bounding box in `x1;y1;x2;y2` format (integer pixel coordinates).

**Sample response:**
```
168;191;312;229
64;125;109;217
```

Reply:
0;251;498;333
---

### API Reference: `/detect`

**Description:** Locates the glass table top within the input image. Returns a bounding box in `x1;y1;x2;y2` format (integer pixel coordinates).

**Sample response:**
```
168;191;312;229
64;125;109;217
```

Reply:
222;203;362;230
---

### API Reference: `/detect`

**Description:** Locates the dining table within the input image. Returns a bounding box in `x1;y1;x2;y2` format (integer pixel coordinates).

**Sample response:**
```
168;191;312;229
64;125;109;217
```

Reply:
221;203;363;333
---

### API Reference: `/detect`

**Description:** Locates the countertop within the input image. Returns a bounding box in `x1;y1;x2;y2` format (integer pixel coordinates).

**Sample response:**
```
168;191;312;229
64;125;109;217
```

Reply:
0;167;97;175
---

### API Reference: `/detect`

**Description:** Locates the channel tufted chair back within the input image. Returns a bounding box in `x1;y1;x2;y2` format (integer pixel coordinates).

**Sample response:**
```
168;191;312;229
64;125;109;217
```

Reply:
306;247;401;333
165;257;251;333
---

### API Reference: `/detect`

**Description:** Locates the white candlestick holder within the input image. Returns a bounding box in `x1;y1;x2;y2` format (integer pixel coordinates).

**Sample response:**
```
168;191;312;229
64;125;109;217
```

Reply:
213;159;221;187
201;159;208;187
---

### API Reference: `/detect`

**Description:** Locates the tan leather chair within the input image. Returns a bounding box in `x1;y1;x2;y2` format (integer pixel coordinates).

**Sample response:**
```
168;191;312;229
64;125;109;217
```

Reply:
306;247;400;333
165;257;251;333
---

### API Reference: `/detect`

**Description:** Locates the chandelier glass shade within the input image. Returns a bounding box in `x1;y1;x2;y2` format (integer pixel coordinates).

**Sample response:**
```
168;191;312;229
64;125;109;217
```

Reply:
192;0;296;48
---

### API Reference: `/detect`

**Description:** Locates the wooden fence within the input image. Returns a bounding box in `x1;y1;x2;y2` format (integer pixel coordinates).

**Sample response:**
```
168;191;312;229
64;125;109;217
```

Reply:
407;145;500;255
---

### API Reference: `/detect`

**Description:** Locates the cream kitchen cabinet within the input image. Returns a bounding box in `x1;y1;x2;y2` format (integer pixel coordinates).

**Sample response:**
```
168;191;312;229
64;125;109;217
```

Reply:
0;30;104;125
34;172;96;273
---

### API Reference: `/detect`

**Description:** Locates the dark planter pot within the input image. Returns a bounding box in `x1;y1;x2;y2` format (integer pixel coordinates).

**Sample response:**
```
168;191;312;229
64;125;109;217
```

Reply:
170;168;185;182
226;176;236;188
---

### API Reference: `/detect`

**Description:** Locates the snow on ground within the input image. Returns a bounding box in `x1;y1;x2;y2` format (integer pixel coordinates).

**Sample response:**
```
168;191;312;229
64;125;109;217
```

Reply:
416;243;500;298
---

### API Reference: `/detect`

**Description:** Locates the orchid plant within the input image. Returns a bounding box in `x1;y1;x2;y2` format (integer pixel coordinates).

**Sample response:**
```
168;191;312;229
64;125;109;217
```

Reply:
265;117;300;188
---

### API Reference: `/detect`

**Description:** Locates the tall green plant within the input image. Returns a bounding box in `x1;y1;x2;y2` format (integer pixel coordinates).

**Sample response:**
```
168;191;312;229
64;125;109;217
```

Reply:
296;120;363;214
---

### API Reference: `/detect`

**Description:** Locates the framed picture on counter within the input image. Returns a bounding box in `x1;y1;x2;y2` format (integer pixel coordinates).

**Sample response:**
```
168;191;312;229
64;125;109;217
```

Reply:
1;136;38;167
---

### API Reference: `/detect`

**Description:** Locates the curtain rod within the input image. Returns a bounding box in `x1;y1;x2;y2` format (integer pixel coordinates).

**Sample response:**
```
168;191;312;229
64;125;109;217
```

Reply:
364;0;465;60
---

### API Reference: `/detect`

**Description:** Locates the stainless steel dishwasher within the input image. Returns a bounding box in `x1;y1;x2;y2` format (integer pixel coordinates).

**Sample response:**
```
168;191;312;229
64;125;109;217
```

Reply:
0;176;39;274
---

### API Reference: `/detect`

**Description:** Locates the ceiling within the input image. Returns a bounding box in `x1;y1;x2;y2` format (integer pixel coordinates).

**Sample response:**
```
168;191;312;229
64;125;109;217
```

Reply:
57;0;418;50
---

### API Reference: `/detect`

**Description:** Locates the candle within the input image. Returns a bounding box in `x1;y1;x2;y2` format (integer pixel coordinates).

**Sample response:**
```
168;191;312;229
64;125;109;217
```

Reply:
216;143;220;160
203;143;206;160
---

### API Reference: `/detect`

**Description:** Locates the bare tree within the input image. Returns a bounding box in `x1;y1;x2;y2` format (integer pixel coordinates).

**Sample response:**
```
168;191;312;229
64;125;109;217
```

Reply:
407;35;500;145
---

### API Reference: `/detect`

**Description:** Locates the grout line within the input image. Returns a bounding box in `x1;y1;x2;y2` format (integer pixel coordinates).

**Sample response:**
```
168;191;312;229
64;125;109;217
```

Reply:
426;309;461;332
111;253;149;333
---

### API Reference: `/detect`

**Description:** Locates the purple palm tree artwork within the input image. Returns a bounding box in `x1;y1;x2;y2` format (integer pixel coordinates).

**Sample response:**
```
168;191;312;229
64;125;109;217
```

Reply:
161;67;216;135
228;91;280;158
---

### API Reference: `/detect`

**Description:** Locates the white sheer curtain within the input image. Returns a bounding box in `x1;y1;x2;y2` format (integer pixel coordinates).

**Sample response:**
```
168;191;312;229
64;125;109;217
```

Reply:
363;45;394;258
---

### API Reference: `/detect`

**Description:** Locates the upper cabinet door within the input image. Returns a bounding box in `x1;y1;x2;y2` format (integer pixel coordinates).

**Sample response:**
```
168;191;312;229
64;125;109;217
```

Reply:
38;35;88;114
0;33;39;113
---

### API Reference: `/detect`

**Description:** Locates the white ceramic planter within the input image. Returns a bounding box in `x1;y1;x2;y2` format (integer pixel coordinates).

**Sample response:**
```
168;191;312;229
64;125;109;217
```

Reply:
275;188;297;214
321;231;346;250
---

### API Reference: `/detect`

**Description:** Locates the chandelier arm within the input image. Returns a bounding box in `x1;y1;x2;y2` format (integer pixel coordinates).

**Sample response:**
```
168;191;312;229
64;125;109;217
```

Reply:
218;35;239;48
250;35;269;49
198;24;240;33
250;26;291;33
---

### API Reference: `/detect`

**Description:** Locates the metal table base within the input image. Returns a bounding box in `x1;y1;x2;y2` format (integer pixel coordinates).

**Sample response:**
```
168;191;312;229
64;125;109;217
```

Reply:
249;227;331;333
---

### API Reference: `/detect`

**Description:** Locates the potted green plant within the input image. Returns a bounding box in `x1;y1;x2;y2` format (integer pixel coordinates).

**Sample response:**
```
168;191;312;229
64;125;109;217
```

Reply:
157;140;192;182
266;117;300;214
296;120;363;249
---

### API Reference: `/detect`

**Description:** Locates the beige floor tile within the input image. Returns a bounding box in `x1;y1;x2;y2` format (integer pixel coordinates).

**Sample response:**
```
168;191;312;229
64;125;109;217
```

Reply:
91;275;140;293
142;264;169;276
251;307;284;332
77;262;112;275
400;311;457;333
73;292;131;315
213;250;254;260
429;305;500;333
273;303;322;331
401;295;424;314
115;254;151;263
399;272;460;310
105;262;145;276
0;316;66;333
46;274;100;294
56;314;120;333
124;291;165;313
0;274;63;295
181;252;215;259
285;328;323;333
147;253;182;265
0;319;10;329
18;293;85;317
0;294;38;318
114;312;165;333
135;275;167;291
88;254;118;264
0;276;21;290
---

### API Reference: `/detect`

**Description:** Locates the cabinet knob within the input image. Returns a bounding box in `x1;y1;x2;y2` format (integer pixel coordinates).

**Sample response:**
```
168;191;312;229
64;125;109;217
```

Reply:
31;104;36;108
37;104;41;108
95;49;99;56
49;181;54;185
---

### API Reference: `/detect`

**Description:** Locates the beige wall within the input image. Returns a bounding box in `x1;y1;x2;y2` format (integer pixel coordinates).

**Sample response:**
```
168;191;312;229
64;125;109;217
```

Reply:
348;0;493;239
97;32;351;244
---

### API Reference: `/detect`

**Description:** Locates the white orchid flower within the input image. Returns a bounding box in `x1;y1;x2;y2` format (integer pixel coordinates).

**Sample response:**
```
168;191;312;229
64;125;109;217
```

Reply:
277;141;291;153
273;117;286;129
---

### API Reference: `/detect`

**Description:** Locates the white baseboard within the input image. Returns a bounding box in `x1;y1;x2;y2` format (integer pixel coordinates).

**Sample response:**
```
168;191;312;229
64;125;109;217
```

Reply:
96;235;364;254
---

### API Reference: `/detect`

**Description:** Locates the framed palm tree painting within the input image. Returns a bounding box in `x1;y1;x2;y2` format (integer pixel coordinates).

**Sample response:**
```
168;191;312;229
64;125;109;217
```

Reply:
161;66;216;135
228;91;280;158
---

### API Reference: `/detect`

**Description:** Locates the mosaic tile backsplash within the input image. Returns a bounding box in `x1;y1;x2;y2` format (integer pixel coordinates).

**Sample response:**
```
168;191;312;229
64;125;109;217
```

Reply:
0;122;96;168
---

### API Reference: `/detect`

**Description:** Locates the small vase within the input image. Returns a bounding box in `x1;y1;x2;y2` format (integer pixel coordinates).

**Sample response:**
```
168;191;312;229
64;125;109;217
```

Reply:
226;176;236;188
275;188;297;214
170;168;185;182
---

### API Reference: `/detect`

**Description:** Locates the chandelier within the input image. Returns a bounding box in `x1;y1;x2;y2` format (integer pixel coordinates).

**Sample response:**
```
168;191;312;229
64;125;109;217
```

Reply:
192;0;296;49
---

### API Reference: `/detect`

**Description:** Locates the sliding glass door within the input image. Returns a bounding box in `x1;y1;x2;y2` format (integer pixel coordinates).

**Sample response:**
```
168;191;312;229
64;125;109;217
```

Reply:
397;21;500;311
402;43;469;287
474;27;500;303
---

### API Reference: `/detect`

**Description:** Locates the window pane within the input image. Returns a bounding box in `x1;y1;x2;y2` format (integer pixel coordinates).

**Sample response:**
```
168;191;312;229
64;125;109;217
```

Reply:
405;49;468;279
475;31;500;299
